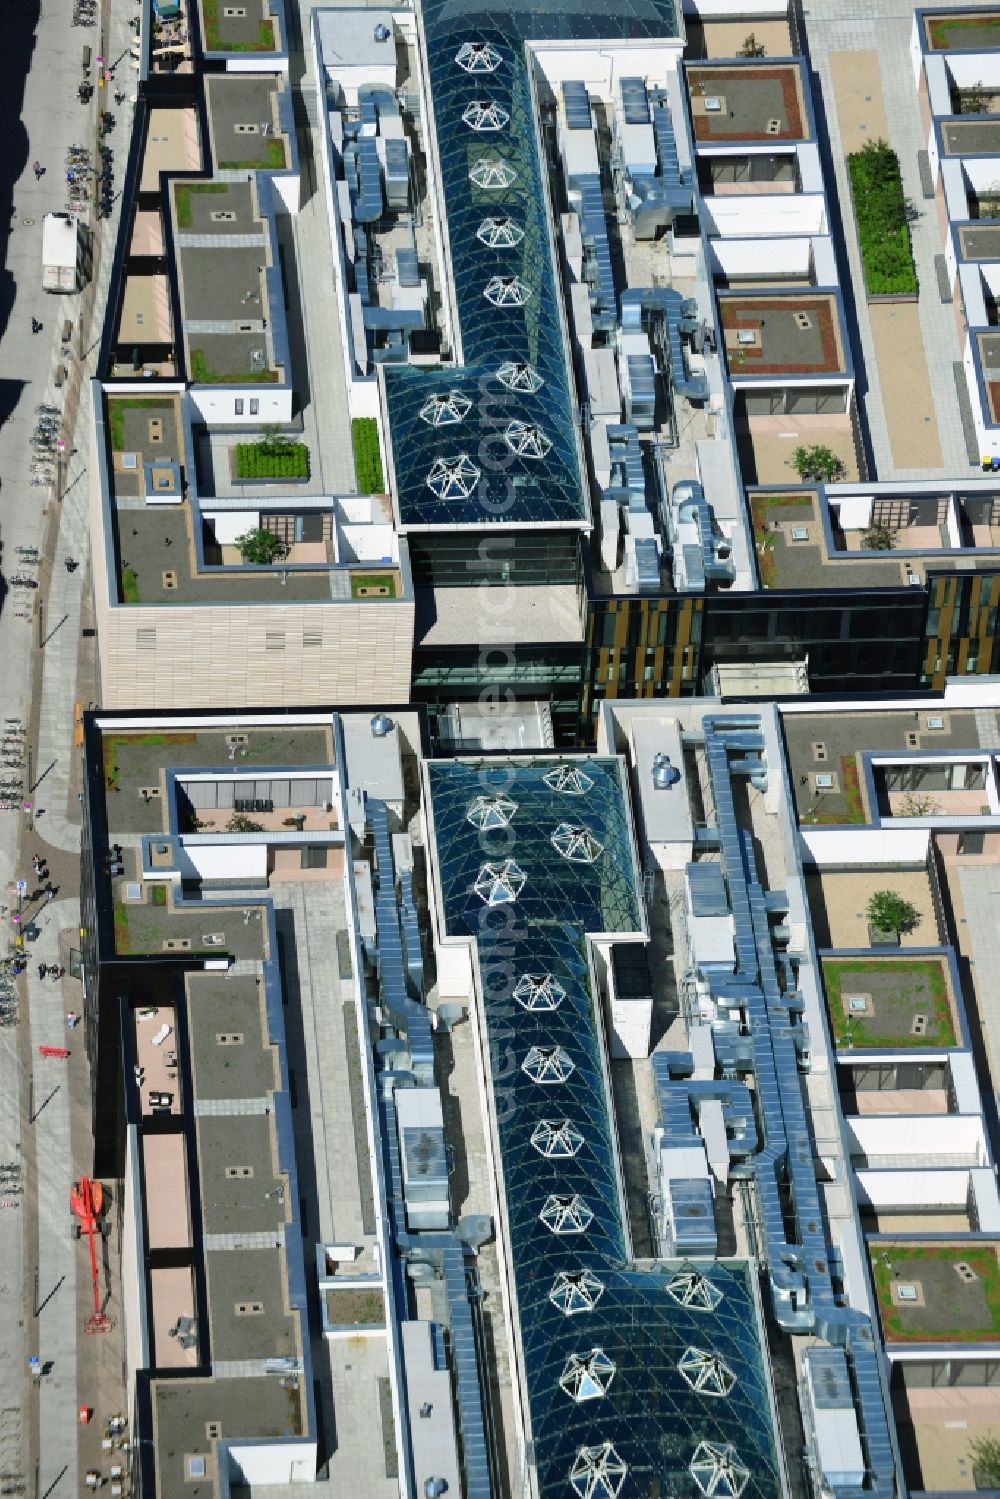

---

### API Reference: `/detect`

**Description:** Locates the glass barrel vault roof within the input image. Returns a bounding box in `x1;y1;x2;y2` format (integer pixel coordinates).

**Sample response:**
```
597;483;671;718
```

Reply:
425;759;782;1499
385;0;679;528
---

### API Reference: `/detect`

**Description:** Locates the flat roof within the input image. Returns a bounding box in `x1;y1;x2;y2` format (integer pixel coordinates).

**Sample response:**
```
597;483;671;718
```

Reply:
198;0;282;53
959;222;1000;259
686;61;809;143
923;10;1000;51
942;117;1000;155
204;74;288;172
979;331;1000;421
720;293;845;376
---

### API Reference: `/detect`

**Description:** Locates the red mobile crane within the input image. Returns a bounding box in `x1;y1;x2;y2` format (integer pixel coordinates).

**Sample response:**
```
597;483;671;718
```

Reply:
70;1178;112;1335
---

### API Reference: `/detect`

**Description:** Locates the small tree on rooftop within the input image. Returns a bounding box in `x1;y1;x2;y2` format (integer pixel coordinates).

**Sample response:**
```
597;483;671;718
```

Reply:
792;444;846;483
255;423;293;457
970;1433;1000;1488
227;813;264;833
738;32;766;56
860;524;896;551
236;527;289;565
961;80;990;115
865;889;920;934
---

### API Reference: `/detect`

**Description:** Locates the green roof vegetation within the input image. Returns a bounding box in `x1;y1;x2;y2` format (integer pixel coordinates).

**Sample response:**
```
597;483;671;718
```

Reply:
822;956;956;1048
174;181;228;229
325;1288;384;1326
108;397;172;452
234;441;309;480
802;755;866;825
351;417;384;493
121;565;140;604
847;139;918;296
350;573;397;599
189;349;279;384
874;1245;1000;1341
219;138;286;171
201;0;276;50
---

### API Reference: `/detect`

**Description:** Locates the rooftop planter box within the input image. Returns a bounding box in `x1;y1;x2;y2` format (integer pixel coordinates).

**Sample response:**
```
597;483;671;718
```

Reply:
847;140;918;299
233;441;309;481
351;417;384;494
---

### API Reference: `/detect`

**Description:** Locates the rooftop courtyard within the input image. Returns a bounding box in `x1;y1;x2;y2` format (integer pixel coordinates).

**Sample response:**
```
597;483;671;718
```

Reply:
721;294;845;376
871;1242;1000;1342
686;62;808;142
821;955;959;1049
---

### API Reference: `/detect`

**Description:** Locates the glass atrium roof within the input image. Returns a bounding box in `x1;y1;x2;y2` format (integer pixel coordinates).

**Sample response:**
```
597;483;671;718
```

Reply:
387;0;677;527
425;758;782;1499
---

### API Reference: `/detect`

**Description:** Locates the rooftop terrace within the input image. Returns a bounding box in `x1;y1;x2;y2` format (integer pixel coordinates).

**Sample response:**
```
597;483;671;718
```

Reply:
870;1241;1000;1342
198;0;282;54
686;62;809;143
720;293;845;377
924;10;1000;51
204;74;289;172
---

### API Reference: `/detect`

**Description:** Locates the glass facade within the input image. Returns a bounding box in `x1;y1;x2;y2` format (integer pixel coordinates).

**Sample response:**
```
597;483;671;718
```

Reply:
408;529;581;587
426;759;782;1499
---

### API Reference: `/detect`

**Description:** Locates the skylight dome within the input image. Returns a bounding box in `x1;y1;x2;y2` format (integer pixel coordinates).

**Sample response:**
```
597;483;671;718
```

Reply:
530;1119;584;1158
473;860;526;905
419;390;472;427
504;420;551;460
455;40;502;73
484;275;531;307
690;1443;750;1499
666;1266;724;1312
677;1347;737;1398
550;1270;605;1316
462;99;510;132
496;361;544;393
569;1443;627;1499
543;765;593;796
539;1193;593;1235
466;794;516;831
551;822;604;864
522;1045;575;1084
469;157;516;190
476;215;524;249
425;454;481;500
512;973;566;1012
559;1349;616;1402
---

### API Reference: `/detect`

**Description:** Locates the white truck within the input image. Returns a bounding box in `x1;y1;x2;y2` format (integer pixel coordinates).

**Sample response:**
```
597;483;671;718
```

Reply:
42;213;81;293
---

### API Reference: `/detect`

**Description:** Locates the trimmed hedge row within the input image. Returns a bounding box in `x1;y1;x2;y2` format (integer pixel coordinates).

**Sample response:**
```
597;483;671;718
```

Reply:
235;442;309;479
351;417;385;494
847;139;918;296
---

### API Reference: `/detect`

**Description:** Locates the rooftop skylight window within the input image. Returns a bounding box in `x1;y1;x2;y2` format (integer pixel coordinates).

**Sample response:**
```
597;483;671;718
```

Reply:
484;275;531;308
496;360;543;393
569;1443;627;1499
522;1044;575;1084
551;822;604;864
462;99;510;132
476;214;524;249
559;1349;616;1402
455;40;502;73
425;454;481;500
665;1266;724;1312
530;1118;585;1158
466;794;517;830
539;1192;593;1234
543;764;593;796
690;1443;750;1499
512;973;566;1011
550;1270;605;1315
677;1347;737;1398
504;420;552;459
469;156;516;190
473;859;526;904
419;390;472;427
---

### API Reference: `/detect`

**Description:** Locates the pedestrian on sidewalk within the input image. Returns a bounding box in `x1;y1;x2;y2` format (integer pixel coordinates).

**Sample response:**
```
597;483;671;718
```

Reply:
31;318;41;335
36;964;45;982
32;161;44;180
43;884;54;902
